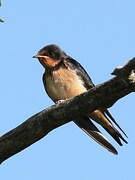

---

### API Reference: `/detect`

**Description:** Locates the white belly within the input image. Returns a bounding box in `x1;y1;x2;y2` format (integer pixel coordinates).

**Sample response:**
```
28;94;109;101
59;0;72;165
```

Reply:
45;68;87;102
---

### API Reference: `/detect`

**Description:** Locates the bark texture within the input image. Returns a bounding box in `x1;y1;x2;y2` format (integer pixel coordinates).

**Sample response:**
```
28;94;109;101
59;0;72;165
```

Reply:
0;58;135;163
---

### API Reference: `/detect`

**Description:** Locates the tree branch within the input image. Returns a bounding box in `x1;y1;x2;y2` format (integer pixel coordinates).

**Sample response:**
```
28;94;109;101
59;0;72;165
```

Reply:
0;58;135;164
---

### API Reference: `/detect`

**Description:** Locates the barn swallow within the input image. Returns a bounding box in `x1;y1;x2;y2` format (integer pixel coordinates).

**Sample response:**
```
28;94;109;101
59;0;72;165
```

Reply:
33;44;128;154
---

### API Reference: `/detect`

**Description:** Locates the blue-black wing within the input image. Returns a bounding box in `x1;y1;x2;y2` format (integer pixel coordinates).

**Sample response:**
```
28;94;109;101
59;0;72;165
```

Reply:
64;57;127;138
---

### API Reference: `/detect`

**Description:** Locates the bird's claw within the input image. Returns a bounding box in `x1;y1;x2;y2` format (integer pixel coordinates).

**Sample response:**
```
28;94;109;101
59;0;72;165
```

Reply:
56;99;67;104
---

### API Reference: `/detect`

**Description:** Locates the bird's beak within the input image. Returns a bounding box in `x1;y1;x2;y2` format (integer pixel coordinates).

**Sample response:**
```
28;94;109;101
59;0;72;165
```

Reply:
32;55;46;58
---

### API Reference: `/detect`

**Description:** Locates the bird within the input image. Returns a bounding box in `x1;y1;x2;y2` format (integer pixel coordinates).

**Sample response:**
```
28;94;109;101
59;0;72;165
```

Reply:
33;44;128;154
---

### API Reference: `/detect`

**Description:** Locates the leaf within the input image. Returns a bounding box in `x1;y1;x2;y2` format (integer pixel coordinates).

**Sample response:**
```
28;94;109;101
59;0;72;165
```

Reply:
0;18;4;22
0;1;4;22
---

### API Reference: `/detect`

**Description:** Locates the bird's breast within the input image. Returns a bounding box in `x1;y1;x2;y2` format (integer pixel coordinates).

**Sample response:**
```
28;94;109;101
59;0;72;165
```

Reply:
44;68;87;102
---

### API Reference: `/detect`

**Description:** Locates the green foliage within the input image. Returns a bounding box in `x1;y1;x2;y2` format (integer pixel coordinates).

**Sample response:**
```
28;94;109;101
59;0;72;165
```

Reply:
0;19;4;22
0;0;4;22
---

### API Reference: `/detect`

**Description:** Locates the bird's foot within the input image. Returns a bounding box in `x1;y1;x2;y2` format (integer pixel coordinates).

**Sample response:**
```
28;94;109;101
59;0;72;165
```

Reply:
56;99;67;104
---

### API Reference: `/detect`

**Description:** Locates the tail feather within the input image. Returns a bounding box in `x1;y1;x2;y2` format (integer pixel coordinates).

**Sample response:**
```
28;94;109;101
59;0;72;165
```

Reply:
89;110;128;146
104;109;128;138
74;117;118;154
103;126;128;146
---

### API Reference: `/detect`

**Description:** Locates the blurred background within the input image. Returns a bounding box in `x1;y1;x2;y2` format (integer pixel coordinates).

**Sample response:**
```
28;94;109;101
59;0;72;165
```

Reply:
1;0;135;179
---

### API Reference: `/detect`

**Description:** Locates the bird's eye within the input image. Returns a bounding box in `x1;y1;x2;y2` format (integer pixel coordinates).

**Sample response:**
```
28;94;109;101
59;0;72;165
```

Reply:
47;51;60;59
47;51;54;58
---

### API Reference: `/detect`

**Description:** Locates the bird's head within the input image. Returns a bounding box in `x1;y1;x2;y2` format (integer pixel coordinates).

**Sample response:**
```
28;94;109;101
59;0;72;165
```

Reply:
33;44;67;68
